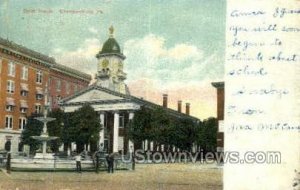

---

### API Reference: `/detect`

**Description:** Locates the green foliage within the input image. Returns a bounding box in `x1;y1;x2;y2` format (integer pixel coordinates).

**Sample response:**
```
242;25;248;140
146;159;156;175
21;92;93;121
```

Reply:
198;117;218;152
47;108;64;152
128;106;203;151
68;104;102;152
171;118;199;151
128;107;151;146
21;113;43;154
21;105;102;154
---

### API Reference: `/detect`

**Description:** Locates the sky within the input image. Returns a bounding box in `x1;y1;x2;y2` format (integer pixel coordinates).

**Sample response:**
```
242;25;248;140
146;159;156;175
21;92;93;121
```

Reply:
0;0;225;119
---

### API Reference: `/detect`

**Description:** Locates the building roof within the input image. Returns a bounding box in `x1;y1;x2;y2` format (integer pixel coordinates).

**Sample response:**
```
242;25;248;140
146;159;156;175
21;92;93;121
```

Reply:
100;38;121;54
95;26;125;59
52;63;91;82
0;37;91;82
0;37;55;65
211;82;224;89
59;84;200;122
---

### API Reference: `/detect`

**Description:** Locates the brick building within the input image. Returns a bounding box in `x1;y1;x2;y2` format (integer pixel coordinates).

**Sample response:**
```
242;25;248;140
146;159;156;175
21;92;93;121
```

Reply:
49;63;91;109
0;38;91;153
211;82;224;153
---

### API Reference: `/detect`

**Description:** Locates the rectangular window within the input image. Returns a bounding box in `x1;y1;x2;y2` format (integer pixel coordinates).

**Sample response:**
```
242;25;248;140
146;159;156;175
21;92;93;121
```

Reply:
36;94;43;100
74;84;78;93
56;80;61;91
36;70;43;83
66;82;70;94
20;101;28;113
48;77;52;87
19;118;27;130
20;83;29;96
7;80;15;93
21;91;28;97
6;105;14;112
119;114;125;128
5;115;13;129
35;105;42;114
20;108;27;113
21;66;28;80
8;62;15;77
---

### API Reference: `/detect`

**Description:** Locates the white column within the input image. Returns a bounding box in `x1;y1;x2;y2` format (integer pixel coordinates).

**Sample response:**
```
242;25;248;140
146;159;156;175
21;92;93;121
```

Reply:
71;142;76;151
150;141;153;151
67;147;71;156
113;111;119;153
59;144;64;152
99;112;105;148
145;140;148;151
128;112;134;151
192;143;196;153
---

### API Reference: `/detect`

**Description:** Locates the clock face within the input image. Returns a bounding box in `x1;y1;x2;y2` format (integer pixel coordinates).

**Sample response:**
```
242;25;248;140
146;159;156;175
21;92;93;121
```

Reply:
101;59;109;68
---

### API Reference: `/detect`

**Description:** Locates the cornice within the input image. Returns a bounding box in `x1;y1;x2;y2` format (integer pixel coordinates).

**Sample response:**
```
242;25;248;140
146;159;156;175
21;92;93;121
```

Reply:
211;82;225;89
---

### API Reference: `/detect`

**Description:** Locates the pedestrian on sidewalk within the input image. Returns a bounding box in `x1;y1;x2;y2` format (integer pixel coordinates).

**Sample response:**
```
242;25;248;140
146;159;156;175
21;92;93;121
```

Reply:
75;153;82;173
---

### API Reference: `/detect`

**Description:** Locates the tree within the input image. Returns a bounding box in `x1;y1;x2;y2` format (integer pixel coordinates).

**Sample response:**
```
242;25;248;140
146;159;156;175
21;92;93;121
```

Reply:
149;107;171;149
68;104;102;153
197;117;217;152
47;108;65;152
128;106;151;150
21;113;43;154
170;118;199;151
128;106;200;152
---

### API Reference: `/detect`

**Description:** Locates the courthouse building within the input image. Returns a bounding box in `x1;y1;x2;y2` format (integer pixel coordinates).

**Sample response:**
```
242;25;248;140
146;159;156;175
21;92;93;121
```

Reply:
60;27;199;153
0;37;91;153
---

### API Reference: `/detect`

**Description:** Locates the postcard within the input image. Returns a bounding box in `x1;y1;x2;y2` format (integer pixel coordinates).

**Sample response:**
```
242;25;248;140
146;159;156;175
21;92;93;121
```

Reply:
0;0;299;190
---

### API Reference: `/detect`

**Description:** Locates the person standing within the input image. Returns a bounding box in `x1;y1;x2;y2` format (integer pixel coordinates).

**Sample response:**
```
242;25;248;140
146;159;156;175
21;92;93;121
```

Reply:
109;154;114;173
106;154;111;173
6;152;11;174
106;153;115;173
95;151;99;173
75;153;82;173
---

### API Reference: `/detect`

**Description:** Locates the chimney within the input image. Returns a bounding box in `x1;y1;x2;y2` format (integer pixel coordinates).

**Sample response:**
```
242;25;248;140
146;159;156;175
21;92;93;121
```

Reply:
163;94;168;108
177;100;182;113
185;103;190;115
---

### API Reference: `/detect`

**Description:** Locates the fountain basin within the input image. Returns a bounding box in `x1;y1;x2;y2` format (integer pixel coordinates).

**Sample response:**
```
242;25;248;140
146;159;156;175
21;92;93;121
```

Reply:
31;136;58;141
11;158;94;171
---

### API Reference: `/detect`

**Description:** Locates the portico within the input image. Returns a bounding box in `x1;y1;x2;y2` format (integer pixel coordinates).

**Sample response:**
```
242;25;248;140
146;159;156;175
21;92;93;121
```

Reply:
61;86;139;153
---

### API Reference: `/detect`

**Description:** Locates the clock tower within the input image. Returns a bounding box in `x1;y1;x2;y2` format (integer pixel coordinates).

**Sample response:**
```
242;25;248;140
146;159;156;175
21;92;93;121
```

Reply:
96;26;128;94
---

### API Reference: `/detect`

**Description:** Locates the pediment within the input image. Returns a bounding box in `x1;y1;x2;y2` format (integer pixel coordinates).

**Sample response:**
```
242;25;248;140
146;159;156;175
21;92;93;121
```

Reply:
66;88;124;103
